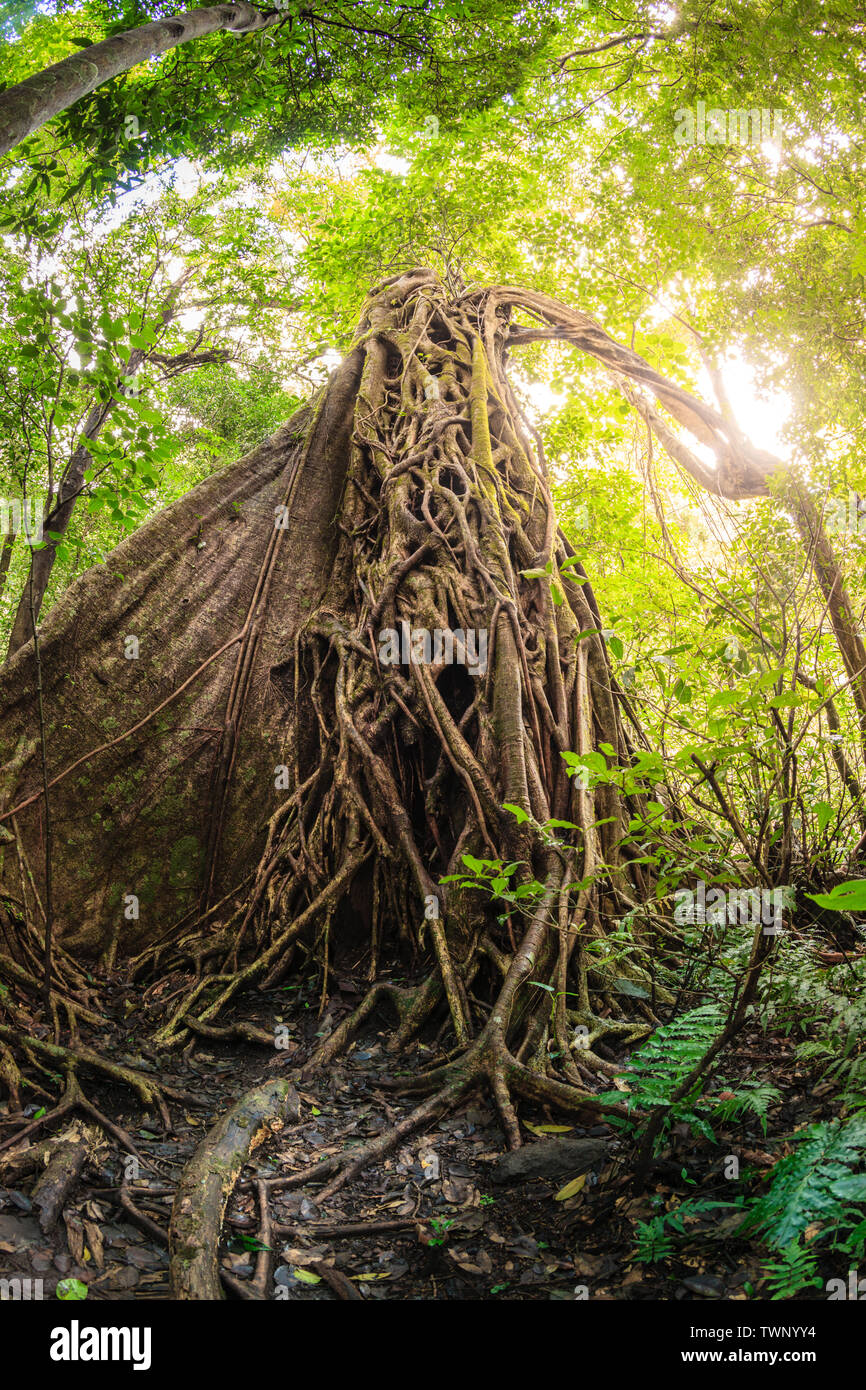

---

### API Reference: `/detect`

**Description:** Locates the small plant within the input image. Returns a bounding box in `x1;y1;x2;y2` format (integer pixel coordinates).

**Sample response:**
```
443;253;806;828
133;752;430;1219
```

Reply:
56;1278;88;1301
428;1217;456;1246
440;853;544;914
633;1197;744;1264
235;1234;273;1253
761;1242;822;1299
710;1083;782;1136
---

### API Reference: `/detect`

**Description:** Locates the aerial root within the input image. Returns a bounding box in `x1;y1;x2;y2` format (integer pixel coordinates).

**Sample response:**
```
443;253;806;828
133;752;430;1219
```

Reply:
0;950;106;1030
118;1179;172;1246
0;1063;146;1160
183;1017;275;1047
197;1017;634;1300
275;1018;628;1209
151;846;371;1050
316;1077;470;1200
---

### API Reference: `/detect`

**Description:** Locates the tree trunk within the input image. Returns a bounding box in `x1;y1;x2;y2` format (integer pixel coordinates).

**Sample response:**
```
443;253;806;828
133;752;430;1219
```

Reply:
0;2;278;157
0;269;844;1127
6;273;191;658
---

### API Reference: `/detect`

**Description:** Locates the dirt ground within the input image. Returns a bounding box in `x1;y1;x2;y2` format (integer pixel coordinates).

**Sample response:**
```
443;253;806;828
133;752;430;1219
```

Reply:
0;966;854;1302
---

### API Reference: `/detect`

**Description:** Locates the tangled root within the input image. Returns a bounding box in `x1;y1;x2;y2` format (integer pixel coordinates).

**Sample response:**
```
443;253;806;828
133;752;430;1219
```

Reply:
134;272;670;1104
0;272;786;1295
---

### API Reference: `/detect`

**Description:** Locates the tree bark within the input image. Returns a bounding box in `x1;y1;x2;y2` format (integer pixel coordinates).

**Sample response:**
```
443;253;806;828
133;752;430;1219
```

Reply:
0;3;279;157
169;1077;299;1299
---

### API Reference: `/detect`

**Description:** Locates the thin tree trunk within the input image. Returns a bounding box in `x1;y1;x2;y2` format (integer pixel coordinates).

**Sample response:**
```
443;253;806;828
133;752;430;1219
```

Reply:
0;533;15;600
0;3;279;157
7;274;190;657
784;478;866;757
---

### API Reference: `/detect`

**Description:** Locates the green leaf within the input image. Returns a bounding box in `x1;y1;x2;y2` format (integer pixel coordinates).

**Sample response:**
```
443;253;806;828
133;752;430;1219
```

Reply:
613;977;650;999
707;690;740;712
806;880;866;912
56;1278;88;1300
815;802;834;834
461;853;486;875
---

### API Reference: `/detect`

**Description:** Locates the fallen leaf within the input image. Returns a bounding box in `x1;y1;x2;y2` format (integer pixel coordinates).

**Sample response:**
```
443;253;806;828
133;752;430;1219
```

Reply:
555;1174;587;1202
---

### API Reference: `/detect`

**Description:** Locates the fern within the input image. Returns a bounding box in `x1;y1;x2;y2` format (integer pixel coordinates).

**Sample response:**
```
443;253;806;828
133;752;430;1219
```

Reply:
711;1083;781;1136
760;943;866;1109
606;1004;724;1106
761;1242;822;1299
743;1116;866;1252
599;1004;725;1147
633;1197;744;1264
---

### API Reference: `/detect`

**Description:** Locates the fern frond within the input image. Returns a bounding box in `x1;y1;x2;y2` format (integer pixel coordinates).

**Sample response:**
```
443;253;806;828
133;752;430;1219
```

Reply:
711;1083;781;1136
761;1242;822;1299
633;1197;743;1264
744;1116;866;1250
598;1005;726;1147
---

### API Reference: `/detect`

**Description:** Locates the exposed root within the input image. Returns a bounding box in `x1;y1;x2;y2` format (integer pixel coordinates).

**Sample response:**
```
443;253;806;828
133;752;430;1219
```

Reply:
119;1179;171;1246
298;974;443;1079
273;1216;422;1240
134;272;683;1087
310;1260;363;1301
0;273;761;1298
31;1125;93;1232
0;1066;146;1163
169;1077;299;1300
0;1023;201;1144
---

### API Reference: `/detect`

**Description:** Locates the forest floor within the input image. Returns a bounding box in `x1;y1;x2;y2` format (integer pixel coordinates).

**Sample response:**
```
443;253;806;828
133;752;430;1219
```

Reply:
0;964;855;1302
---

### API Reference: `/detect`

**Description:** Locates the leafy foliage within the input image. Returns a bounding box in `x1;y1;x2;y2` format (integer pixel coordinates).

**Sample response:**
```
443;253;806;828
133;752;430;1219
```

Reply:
743;1117;866;1253
710;1084;781;1138
633;1197;745;1265
760;1243;823;1301
600;1005;726;1146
